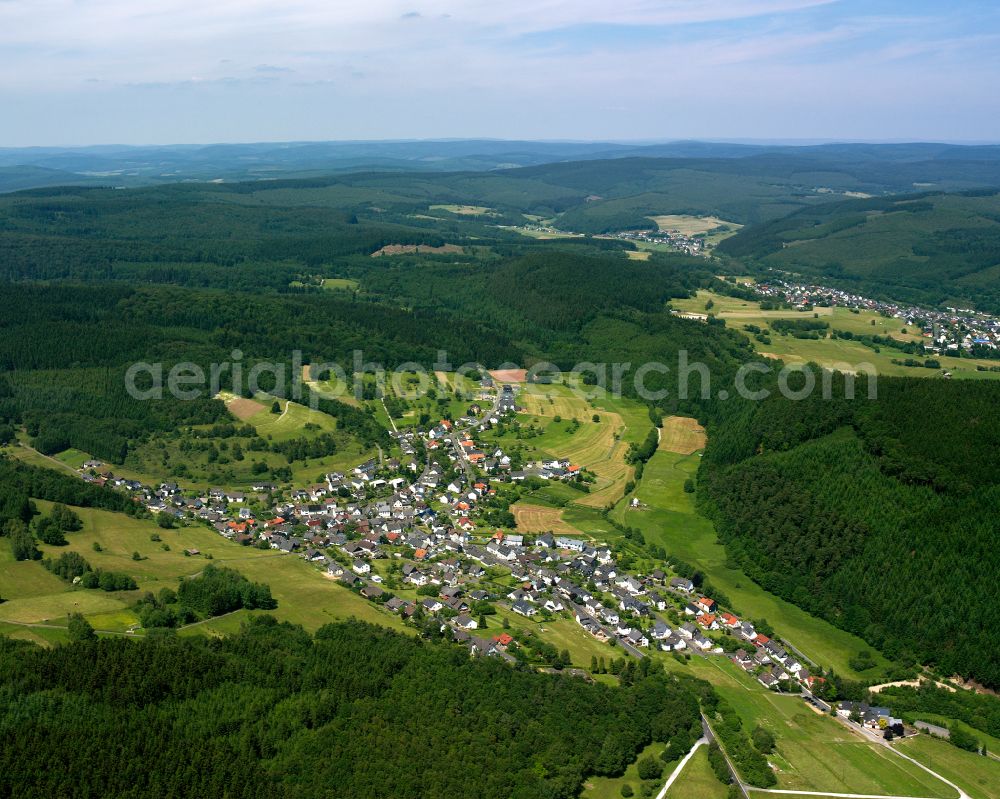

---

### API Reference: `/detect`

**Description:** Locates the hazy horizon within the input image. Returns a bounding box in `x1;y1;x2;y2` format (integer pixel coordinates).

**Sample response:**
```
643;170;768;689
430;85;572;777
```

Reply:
3;0;999;147
3;136;1000;152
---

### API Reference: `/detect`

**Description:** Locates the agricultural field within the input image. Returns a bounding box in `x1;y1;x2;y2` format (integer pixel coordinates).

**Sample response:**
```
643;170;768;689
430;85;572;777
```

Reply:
506;226;585;240
510;502;582;534
670;657;955;797
649;214;742;248
487;381;643;509
371;243;464;256
895;734;1000;799
613;442;890;680
650;214;735;235
659;416;706;454
429;204;498;216
671;289;1000;379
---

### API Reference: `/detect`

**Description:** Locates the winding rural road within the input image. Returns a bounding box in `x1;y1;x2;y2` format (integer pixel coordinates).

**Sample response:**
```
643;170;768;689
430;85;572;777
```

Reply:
655;737;706;799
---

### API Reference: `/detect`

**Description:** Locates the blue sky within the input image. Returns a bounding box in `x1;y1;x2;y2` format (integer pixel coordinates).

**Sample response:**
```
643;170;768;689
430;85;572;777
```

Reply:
1;0;998;146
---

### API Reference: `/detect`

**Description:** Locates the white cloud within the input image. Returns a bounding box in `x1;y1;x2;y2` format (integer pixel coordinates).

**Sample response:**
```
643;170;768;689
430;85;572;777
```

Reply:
0;0;995;143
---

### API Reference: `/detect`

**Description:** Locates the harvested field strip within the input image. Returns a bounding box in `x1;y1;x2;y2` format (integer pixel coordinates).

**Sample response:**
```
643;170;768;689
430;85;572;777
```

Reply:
511;503;582;534
660;416;706;454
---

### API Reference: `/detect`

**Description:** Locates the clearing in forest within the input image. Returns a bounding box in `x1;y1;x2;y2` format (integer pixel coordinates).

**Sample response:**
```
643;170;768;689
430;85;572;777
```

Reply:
648;214;739;235
660;416;706;454
371;243;463;257
225;395;266;421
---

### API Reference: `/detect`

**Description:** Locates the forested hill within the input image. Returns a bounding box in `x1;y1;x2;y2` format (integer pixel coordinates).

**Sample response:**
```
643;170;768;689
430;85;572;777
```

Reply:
0;617;702;799
0;247;752;465
698;376;1000;689
717;190;1000;313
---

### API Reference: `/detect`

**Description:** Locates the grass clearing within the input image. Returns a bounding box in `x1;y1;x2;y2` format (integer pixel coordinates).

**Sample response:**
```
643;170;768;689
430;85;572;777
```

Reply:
665;745;727;799
582;740;667;799
896;734;1000;799
244;396;339;442
625;249;651;260
660;416;706;454
321;277;358;291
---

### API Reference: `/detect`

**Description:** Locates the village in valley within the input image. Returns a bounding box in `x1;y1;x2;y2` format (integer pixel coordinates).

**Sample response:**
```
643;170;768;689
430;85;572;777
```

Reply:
752;278;1000;357
64;369;922;743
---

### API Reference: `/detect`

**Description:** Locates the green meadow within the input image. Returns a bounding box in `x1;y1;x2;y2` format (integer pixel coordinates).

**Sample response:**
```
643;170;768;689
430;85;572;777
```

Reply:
896;734;1000;799
1;500;406;637
664;745;728;799
666;656;953;797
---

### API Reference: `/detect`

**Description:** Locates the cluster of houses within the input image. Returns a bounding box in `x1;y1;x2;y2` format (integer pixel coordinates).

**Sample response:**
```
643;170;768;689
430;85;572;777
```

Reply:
72;380;830;691
836;702;905;737
754;278;1000;355
606;228;707;256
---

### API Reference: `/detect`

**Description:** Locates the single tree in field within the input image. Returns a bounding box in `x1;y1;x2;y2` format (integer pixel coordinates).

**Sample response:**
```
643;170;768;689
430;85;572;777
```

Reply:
271;401;281;414
636;755;661;781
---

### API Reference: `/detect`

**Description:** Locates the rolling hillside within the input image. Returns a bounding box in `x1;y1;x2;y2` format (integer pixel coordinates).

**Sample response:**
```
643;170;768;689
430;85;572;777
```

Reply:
718;190;1000;312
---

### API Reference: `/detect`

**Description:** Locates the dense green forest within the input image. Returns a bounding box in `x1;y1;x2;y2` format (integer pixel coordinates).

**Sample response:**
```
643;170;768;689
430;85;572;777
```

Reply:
0;240;751;464
0;618;702;799
3;161;1000;699
699;376;1000;688
717;190;1000;312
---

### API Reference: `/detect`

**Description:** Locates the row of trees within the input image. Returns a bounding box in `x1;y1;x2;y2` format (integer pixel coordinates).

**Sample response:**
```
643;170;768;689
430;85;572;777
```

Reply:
43;552;137;592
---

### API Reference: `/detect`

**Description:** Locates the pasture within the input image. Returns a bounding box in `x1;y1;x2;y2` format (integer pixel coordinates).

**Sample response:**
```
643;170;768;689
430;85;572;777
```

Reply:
0;500;408;637
896;734;1000;799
